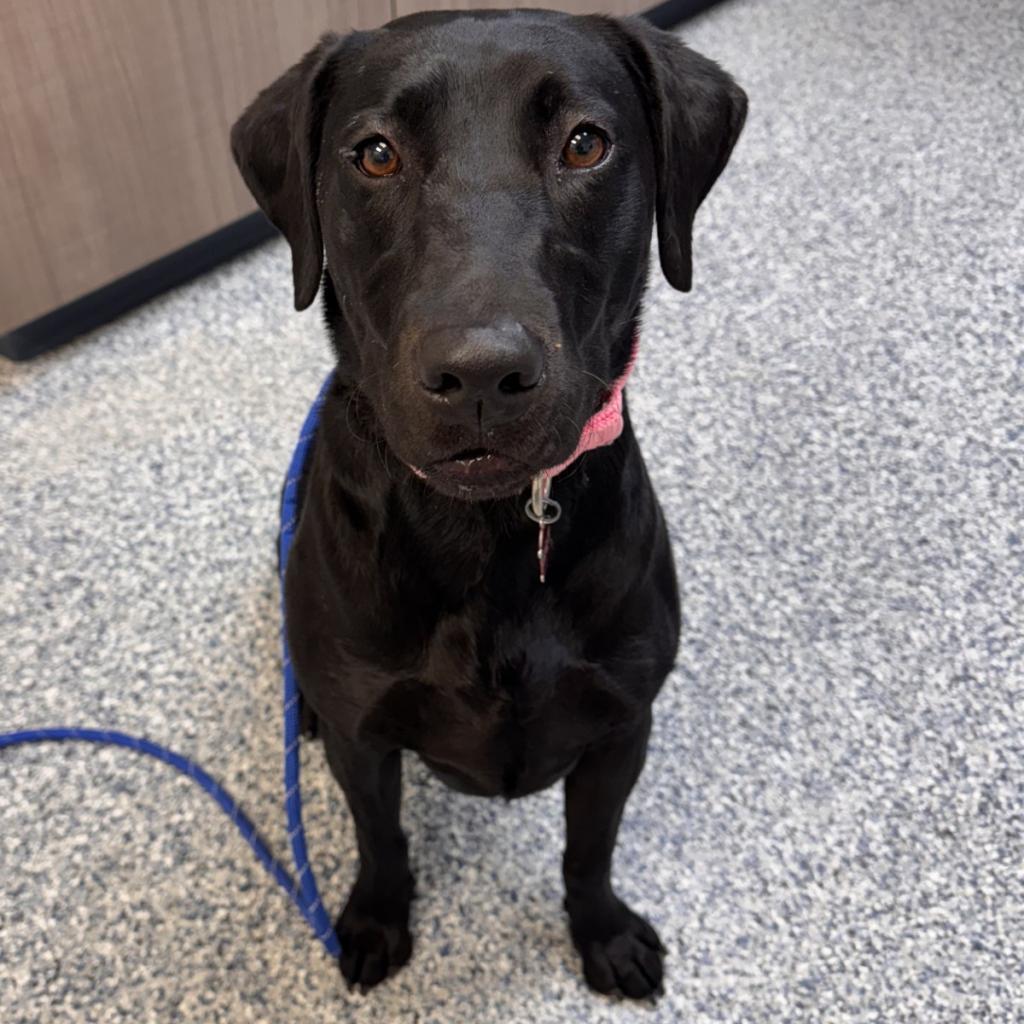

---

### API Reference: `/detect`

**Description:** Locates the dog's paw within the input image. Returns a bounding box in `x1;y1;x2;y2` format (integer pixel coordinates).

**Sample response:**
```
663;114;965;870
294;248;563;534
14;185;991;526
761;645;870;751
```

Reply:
568;898;666;999
336;886;413;993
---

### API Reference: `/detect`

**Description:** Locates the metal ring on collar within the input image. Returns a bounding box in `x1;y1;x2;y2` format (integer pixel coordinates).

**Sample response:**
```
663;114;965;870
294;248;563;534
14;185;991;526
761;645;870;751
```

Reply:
524;497;562;526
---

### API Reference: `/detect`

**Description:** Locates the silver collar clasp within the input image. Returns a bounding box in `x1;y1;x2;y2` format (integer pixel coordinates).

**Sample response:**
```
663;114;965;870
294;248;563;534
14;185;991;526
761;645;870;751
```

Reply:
525;473;561;583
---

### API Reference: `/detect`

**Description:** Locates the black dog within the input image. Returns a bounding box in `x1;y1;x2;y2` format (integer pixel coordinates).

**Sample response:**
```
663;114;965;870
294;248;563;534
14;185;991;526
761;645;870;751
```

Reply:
232;8;745;999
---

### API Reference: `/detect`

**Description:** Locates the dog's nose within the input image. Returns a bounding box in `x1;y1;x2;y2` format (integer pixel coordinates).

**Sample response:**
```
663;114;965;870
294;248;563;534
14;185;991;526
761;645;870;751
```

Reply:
418;321;545;426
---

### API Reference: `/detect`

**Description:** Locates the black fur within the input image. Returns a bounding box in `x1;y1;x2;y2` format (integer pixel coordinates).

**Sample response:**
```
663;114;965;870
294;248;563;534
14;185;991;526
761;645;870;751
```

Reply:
233;8;745;998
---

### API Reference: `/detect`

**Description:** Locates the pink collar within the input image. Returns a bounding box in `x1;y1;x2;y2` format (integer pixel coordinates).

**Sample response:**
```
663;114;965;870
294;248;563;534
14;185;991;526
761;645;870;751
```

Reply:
543;334;639;479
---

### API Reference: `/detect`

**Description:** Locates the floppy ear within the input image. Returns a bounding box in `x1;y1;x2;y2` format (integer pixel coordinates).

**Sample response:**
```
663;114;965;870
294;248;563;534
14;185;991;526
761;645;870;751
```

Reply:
230;34;343;311
616;19;747;292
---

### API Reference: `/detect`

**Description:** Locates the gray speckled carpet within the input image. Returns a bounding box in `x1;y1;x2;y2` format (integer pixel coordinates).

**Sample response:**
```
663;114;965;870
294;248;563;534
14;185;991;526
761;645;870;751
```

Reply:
3;0;1024;1020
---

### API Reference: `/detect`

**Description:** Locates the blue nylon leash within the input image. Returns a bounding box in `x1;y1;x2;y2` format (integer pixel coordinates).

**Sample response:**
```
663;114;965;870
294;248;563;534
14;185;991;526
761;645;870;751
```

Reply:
0;372;340;960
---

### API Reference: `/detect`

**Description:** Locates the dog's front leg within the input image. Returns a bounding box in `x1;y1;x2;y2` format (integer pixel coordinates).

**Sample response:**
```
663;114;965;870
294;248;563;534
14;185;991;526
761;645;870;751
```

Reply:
562;709;666;999
322;724;414;992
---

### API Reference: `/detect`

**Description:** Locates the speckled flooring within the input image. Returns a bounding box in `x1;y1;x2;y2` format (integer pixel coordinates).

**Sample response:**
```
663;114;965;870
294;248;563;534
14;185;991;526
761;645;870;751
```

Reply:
3;0;1023;1020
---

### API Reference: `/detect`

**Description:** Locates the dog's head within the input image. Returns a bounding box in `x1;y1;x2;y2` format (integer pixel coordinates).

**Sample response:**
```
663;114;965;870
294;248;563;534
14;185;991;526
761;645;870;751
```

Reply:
232;10;745;499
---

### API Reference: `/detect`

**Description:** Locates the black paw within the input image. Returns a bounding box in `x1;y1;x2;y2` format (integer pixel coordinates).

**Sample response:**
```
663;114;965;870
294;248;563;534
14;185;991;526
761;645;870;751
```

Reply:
336;881;414;993
568;897;666;999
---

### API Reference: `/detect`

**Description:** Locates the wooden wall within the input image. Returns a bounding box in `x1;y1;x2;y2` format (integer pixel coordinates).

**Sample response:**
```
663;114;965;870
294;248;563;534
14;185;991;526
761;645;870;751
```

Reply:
0;1;647;333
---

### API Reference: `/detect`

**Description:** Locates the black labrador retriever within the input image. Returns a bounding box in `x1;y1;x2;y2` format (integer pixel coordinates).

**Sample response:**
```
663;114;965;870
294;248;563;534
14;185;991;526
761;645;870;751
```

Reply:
231;8;745;999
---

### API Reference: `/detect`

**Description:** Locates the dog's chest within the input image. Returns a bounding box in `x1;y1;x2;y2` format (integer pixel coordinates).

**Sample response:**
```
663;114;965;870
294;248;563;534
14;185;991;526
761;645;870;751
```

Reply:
362;610;630;799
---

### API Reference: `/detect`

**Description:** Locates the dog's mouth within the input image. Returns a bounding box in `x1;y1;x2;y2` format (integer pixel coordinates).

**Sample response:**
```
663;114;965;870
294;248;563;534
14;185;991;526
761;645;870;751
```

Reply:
422;447;531;498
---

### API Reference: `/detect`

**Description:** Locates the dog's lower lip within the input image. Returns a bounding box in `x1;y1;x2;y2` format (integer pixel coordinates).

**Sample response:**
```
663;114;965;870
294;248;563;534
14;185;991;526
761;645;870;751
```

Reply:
428;449;524;483
451;448;496;465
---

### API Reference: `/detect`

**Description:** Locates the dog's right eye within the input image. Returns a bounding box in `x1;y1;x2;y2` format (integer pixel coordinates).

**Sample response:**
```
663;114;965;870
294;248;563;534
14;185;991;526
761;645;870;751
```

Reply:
562;124;609;170
355;136;401;178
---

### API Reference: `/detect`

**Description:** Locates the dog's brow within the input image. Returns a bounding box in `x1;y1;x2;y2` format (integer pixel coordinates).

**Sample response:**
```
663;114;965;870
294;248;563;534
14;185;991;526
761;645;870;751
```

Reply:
531;74;569;124
392;72;450;135
531;76;619;132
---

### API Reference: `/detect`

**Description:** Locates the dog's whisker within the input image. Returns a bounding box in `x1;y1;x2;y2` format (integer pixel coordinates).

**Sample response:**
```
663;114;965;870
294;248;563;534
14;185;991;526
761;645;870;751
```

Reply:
580;368;612;392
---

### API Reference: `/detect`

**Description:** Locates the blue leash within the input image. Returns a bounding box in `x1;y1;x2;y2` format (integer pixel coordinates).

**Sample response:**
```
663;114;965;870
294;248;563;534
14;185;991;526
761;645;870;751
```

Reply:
0;373;340;959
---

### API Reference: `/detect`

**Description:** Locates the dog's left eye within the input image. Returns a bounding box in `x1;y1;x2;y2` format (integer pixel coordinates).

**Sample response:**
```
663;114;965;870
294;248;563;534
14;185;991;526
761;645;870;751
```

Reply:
355;136;401;178
562;125;609;170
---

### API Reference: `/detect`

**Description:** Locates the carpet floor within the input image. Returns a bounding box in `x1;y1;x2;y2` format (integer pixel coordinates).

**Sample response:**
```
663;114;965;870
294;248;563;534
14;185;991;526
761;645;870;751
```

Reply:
3;0;1023;1020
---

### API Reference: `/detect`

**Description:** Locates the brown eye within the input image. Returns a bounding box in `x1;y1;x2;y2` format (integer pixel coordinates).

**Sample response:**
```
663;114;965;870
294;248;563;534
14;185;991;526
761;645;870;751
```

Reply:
562;125;608;169
357;136;400;177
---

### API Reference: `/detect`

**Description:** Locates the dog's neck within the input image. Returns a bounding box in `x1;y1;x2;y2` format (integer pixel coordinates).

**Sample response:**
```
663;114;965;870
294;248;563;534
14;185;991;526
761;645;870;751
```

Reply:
313;389;636;594
311;387;637;595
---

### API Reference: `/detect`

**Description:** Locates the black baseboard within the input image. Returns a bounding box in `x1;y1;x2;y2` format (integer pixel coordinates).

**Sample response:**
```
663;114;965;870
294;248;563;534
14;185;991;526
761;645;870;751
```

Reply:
1;0;726;362
642;0;725;30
